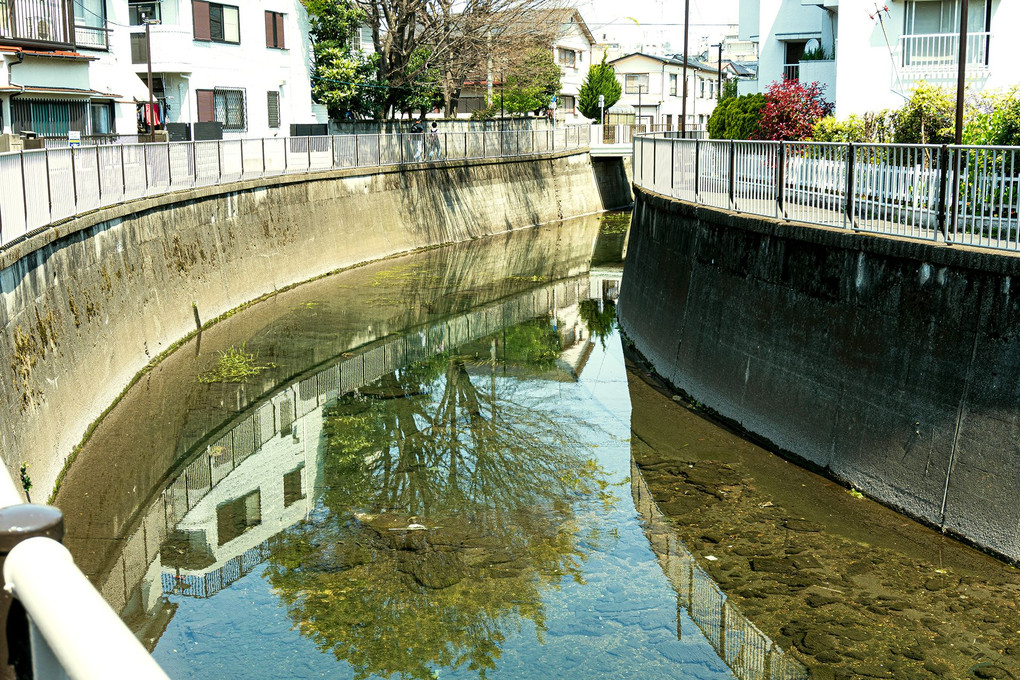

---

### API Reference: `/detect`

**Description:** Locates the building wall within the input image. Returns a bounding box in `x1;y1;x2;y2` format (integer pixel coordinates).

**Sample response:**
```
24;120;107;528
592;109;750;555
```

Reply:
620;187;1020;564
553;21;593;122
0;151;607;502
611;55;719;128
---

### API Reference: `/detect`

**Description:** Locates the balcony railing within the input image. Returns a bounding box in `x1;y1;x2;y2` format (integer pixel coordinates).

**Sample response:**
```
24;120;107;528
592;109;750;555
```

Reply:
898;31;991;73
0;0;75;47
74;22;108;49
782;63;799;81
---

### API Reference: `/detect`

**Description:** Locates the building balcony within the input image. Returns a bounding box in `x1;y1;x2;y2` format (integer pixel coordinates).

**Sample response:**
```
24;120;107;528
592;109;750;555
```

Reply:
0;0;75;49
129;25;195;73
897;31;991;77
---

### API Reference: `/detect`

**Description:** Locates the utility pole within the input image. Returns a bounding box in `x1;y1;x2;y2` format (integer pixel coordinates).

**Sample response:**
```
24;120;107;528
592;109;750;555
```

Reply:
144;14;158;143
954;0;969;145
680;0;691;138
717;43;723;97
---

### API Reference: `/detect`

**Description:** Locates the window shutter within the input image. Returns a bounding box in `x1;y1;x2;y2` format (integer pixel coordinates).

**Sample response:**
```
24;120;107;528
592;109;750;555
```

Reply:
275;13;284;49
193;0;211;40
197;89;215;122
267;91;280;128
264;10;273;47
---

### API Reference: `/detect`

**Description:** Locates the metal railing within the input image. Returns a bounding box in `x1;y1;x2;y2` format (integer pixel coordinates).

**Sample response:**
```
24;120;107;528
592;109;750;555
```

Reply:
898;31;991;72
590;125;706;147
0;471;169;678
634;134;1020;252
0;126;589;250
0;0;75;47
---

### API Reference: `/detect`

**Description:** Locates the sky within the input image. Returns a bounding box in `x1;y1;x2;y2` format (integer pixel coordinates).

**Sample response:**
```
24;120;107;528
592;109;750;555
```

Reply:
575;0;740;56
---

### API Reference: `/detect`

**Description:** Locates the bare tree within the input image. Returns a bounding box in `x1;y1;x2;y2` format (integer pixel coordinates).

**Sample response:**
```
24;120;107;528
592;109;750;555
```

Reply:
355;0;567;117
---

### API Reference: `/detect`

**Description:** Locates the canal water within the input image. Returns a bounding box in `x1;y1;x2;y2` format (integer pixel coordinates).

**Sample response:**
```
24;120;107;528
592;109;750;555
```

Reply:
55;213;1020;680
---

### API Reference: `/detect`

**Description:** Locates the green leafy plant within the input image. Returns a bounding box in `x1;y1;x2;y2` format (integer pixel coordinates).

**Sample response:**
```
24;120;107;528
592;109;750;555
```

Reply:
577;55;622;122
800;45;832;61
707;92;765;139
756;79;833;141
198;344;276;384
19;462;31;501
891;83;955;145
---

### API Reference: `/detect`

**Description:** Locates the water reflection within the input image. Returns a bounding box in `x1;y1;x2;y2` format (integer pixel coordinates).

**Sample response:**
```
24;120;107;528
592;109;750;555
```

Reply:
55;214;817;679
267;345;613;679
632;463;807;680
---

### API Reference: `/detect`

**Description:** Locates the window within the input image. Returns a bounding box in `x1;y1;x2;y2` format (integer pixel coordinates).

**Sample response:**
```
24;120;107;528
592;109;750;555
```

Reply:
265;10;284;49
557;48;576;68
904;0;987;35
283;466;304;507
560;95;575;112
91;101;113;134
359;25;372;50
625;73;649;94
74;0;108;48
700;78;705;97
197;88;246;130
11;99;89;136
129;0;160;25
130;32;147;63
669;74;677;96
267;90;280;128
216;489;261;545
193;1;239;43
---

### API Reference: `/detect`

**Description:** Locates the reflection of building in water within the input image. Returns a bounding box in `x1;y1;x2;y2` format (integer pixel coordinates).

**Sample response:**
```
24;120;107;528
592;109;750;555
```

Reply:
631;458;809;680
101;276;595;647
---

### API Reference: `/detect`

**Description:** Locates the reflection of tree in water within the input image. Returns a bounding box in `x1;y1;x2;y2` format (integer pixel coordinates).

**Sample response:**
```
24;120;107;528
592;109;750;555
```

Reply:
267;325;613;680
579;300;617;348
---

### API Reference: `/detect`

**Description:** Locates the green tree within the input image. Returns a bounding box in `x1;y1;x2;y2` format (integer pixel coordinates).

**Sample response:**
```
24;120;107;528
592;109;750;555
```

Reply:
499;48;561;115
577;56;622;122
394;49;443;116
305;0;382;120
964;87;1020;146
707;92;765;139
720;77;738;101
892;83;955;145
266;325;616;680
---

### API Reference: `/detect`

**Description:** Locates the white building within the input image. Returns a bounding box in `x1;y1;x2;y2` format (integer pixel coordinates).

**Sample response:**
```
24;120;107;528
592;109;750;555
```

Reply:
2;0;325;143
608;53;720;130
549;8;594;123
739;0;1020;117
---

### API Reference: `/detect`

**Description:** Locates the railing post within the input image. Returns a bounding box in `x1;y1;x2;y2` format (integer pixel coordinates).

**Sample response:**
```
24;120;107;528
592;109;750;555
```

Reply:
120;145;126;197
95;146;102;202
400;132;405;165
652;136;657;188
190;142;197;187
70;148;78;208
262;138;266;177
19;152;28;233
694;138;700;202
306;137;312;172
777;141;786;219
167;142;172;188
240;140;245;178
44;149;52;219
355;134;360;167
670;138;675;194
728;140;736;210
0;505;64;680
936;144;950;239
845;142;856;229
216;141;222;183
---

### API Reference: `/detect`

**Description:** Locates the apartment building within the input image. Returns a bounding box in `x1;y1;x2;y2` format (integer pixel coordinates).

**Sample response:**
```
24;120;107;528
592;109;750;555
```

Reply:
738;0;1020;117
0;0;323;142
609;53;720;130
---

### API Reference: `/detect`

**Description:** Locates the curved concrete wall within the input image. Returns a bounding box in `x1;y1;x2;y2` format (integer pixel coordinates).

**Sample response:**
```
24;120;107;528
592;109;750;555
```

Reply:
619;187;1020;563
0;150;604;500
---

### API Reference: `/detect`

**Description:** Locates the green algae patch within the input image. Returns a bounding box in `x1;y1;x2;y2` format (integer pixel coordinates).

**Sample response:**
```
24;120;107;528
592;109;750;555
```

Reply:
197;344;277;384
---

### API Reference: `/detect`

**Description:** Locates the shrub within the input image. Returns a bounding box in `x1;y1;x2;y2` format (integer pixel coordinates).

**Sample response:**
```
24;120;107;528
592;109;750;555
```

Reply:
707;93;765;139
964;87;1020;146
756;79;833;141
811;111;894;143
891;83;955;145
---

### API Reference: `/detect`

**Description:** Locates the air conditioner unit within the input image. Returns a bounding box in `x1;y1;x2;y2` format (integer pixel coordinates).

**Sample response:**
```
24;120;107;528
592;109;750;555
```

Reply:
28;17;55;41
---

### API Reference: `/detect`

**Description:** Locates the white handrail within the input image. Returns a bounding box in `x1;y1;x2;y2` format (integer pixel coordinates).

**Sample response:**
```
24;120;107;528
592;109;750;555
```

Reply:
4;537;170;680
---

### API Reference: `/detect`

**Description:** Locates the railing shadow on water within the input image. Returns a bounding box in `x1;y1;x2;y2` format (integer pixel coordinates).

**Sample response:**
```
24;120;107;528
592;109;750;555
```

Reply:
631;459;810;680
0;125;591;251
633;134;1020;253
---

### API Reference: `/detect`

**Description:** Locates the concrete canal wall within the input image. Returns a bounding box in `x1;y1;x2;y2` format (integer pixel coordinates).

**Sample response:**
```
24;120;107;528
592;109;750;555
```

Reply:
0;150;605;500
619;186;1020;563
